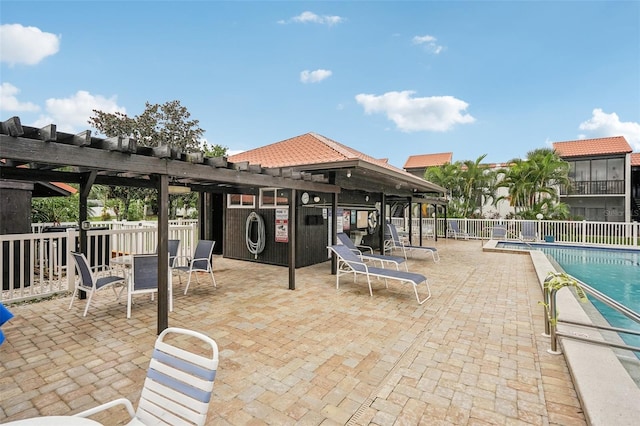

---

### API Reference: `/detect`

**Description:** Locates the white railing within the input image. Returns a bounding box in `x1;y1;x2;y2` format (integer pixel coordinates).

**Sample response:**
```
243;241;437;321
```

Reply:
390;217;640;247
2;223;197;303
30;219;198;233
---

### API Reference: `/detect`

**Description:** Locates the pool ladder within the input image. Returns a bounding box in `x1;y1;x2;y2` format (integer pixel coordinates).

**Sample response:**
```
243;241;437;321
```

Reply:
543;276;640;354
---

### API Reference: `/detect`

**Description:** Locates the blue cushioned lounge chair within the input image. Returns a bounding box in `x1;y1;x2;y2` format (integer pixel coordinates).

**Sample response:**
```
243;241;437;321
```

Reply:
520;222;538;241
328;244;431;304
336;232;408;271
447;220;474;240
385;223;440;262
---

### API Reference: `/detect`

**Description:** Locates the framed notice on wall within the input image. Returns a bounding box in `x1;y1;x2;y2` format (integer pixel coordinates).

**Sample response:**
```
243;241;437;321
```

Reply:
275;208;288;242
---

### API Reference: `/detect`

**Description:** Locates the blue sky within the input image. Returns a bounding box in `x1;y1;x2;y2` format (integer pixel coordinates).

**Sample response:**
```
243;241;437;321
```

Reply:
2;1;639;169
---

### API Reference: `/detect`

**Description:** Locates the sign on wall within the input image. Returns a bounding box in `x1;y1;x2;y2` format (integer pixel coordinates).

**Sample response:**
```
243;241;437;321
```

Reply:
275;208;288;242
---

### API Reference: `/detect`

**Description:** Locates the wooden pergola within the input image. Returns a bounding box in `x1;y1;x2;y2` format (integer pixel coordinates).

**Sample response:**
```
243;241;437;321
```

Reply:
0;117;341;333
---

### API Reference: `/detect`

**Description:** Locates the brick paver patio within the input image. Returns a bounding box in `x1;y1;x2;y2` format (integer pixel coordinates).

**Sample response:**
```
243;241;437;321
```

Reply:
0;240;586;425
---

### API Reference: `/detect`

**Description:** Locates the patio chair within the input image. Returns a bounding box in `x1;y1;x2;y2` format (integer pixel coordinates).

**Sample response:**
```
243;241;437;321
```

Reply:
168;239;180;268
69;252;126;317
127;254;173;319
328;244;431;304
385;223;440;262
520;222;538;241
447;220;474;240
74;327;219;426
173;240;216;295
336;232;408;271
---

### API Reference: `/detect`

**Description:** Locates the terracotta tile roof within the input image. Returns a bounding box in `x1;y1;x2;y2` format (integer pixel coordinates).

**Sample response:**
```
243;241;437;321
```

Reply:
632;153;640;166
52;182;77;194
403;153;453;169
228;132;401;174
552;136;631;158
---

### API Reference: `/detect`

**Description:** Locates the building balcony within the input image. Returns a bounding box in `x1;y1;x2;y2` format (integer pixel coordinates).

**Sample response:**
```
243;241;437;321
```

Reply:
560;180;624;196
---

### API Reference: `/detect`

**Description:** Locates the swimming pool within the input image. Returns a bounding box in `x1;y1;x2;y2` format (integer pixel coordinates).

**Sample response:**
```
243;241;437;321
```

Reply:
496;242;640;351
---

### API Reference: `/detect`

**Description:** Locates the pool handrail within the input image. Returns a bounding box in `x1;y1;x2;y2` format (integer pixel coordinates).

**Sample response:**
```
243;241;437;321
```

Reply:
544;275;640;354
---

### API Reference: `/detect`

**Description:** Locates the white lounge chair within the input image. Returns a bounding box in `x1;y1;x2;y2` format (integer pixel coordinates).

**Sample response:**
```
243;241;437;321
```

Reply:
74;327;219;425
336;232;408;271
328;244;431;304
385;223;440;262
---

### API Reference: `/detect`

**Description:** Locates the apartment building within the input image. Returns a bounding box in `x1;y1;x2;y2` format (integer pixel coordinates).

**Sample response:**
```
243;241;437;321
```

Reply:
552;136;632;222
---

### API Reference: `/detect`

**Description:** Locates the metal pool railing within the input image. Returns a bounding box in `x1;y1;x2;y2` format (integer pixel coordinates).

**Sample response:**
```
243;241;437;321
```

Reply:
543;276;640;355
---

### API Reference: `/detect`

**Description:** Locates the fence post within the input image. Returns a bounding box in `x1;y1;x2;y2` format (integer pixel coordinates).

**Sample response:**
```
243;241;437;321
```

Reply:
581;220;587;244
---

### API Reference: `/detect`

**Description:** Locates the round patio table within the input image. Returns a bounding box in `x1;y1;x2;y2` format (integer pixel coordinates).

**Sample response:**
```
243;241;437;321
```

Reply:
3;416;101;425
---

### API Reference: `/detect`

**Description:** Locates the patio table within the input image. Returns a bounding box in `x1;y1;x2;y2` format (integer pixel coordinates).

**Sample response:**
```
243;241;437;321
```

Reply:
4;416;101;425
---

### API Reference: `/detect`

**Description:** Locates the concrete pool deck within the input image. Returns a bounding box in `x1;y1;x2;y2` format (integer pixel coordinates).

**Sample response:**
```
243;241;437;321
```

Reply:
0;239;634;424
484;239;640;425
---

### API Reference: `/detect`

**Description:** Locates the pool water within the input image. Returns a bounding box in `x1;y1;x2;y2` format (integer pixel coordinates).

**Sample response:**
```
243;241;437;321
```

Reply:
497;242;640;351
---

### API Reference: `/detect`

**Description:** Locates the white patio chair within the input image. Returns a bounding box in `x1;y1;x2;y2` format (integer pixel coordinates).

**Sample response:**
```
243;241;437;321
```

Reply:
74;327;219;425
69;251;126;317
173;240;216;295
127;254;173;319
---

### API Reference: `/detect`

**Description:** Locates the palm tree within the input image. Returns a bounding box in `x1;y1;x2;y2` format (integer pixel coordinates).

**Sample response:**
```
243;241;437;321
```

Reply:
425;154;499;218
497;148;570;218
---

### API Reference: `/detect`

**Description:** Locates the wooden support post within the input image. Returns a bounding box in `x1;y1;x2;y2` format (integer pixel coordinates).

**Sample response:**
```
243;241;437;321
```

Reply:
157;174;169;334
288;189;296;290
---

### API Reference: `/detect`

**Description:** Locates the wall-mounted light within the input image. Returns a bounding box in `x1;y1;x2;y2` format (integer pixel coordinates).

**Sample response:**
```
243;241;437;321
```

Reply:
313;196;321;203
346;170;352;178
365;195;369;202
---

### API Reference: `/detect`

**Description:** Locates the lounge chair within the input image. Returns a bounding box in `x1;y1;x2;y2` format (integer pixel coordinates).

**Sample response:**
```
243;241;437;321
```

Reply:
69;252;126;317
447;220;474;240
328;244;431;304
491;225;508;240
385;223;440;262
173;240;217;295
336;232;408;271
520;222;538;241
127;254;173;319
74;327;219;426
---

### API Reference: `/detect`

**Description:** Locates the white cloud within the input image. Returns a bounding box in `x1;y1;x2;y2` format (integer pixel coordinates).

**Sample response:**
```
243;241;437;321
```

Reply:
30;91;125;133
355;90;475;132
280;11;345;26
0;83;40;112
412;34;444;54
579;108;640;150
0;24;60;66
300;69;332;83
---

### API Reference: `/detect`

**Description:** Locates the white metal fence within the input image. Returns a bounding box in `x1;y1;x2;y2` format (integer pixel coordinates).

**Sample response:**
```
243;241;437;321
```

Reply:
3;218;639;304
2;221;198;303
390;217;640;247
